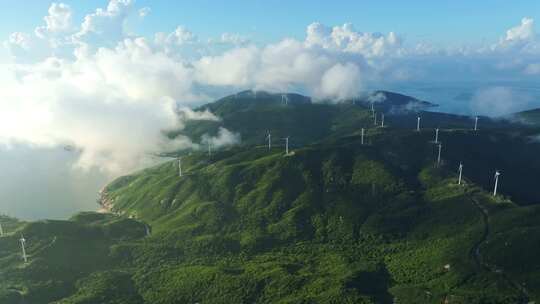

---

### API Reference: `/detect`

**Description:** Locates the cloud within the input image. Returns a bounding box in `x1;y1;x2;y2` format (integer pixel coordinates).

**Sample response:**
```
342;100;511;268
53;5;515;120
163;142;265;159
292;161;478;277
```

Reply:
0;35;215;176
155;26;197;46
177;107;220;121
305;22;403;58
219;33;249;45
470;87;534;117
74;0;133;50
2;0;540;175
317;63;362;101
138;7;150;18
367;92;387;103
35;2;73;38
195;46;259;86
201;127;241;149
504;17;535;43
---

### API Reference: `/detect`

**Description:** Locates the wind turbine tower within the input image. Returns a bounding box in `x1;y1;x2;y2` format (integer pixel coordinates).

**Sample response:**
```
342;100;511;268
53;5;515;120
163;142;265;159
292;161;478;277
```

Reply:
177;157;182;177
381;114;385;127
361;128;365;145
458;162;463;185
474;116;479;131
282;94;288;105
266;131;272;150
417;116;421;131
20;235;27;263
437;143;442;167
434;128;440;143
493;171;501;196
284;137;289;155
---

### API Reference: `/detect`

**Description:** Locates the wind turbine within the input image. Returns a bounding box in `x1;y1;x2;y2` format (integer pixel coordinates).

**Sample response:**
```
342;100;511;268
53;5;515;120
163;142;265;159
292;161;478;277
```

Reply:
371;102;375;118
437;143;442;167
458;162;463;185
266;131;272;150
20;234;27;263
474;116;479;131
177;157;182;177
283;137;290;155
361;128;365;145
434;128;440;143
282;94;288;105
381;114;385;127
493;171;501;196
145;225;151;237
417;116;421;132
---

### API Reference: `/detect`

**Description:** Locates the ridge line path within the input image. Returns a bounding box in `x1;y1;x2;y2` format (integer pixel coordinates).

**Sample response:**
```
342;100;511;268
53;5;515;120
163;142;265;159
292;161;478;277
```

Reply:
469;197;532;304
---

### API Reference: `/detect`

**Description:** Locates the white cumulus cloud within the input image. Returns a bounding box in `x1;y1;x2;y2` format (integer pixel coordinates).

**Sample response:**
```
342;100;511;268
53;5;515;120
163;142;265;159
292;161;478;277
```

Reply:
35;2;73;37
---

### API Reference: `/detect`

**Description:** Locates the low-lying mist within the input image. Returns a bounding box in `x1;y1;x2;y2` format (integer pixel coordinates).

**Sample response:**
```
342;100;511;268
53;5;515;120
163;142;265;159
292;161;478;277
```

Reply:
0;144;108;220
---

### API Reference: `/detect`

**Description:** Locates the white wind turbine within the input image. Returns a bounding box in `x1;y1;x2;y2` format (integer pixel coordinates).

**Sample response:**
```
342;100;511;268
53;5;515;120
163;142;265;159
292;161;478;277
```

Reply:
371;102;375;118
474;116;479;131
417;116;421;132
266;131;272;150
437;143;442;166
458;162;463;185
20;234;27;263
493;171;501;196
282;94;288;105
381;113;385;127
283;137;290;155
361;128;365;145
145;225;151;237
434;128;440;143
177;157;182;177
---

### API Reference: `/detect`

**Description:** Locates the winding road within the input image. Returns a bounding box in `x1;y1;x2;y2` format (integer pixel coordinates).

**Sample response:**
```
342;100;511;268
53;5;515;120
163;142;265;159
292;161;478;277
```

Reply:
469;197;531;304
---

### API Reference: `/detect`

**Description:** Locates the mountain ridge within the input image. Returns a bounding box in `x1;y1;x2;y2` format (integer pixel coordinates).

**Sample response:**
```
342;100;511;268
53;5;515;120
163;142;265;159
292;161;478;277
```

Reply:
1;90;540;303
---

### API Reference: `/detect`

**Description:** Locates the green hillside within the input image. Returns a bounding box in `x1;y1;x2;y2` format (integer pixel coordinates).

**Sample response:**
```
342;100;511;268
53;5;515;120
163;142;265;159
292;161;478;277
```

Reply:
1;92;540;303
173;92;540;205
512;108;540;126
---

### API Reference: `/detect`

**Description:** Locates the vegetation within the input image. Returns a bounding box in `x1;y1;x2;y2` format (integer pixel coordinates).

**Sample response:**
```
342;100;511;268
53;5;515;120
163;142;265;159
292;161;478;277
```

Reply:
1;92;539;303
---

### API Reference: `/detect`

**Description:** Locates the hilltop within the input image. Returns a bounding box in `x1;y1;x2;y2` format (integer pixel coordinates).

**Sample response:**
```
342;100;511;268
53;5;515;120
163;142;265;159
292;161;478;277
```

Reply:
0;91;540;303
171;90;435;147
512;108;540;126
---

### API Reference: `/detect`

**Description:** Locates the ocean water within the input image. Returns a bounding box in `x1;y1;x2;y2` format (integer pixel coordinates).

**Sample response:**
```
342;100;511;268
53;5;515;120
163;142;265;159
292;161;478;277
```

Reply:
0;144;108;220
383;82;540;116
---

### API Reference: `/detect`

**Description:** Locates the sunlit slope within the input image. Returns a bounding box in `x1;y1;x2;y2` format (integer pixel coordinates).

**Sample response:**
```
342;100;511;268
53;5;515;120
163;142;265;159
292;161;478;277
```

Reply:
172;90;436;147
1;130;539;303
1;94;540;303
172;92;540;204
101;130;539;303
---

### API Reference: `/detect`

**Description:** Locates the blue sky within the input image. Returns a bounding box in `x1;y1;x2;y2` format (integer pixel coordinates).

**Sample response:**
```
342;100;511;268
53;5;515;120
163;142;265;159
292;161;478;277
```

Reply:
0;0;539;175
2;0;539;47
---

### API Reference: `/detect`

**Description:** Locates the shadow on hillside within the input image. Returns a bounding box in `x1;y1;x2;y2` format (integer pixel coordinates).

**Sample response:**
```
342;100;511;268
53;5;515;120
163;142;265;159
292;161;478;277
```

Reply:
345;264;393;303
